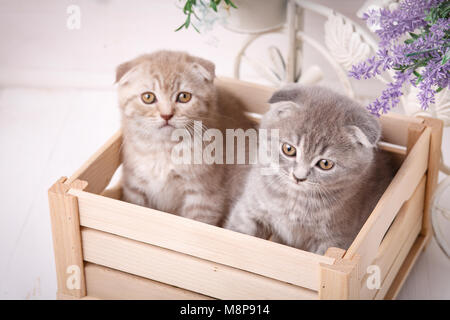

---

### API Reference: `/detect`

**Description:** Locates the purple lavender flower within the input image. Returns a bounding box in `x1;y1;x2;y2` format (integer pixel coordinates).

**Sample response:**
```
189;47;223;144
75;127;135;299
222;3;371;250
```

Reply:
350;0;449;115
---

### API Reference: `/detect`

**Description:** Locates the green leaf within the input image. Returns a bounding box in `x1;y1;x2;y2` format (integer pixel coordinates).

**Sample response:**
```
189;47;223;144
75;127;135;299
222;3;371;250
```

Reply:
415;75;423;85
404;38;415;44
210;1;217;12
192;9;200;20
393;65;407;71
442;50;450;65
436;87;444;93
185;14;191;28
176;0;238;32
432;10;438;22
225;0;237;8
175;22;186;32
191;23;200;33
409;32;419;39
183;1;191;14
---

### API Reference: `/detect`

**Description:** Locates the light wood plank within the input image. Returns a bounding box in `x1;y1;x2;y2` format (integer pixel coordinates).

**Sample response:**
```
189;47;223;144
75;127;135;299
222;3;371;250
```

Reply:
48;177;88;299
215;77;274;114
345;127;431;279
67;129;122;194
384;233;429;299
419;117;444;242
319;252;360;300
377;141;407;155
375;218;423;299
85;263;212;300
379;113;424;146
81;228;318;300
375;176;425;280
69;188;333;291
407;123;426;153
359;176;425;299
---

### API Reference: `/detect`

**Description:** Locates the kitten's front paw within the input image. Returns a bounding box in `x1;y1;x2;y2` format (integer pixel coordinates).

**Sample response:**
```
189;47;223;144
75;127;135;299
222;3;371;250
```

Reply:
190;213;222;226
224;213;263;238
180;205;223;226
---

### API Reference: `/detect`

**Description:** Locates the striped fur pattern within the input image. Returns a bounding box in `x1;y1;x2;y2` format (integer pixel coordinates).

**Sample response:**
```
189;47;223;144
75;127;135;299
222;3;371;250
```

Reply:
117;51;254;226
225;85;394;254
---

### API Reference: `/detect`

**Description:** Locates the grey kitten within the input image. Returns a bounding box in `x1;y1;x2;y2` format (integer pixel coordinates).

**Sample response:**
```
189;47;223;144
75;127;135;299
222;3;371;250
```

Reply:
225;85;394;254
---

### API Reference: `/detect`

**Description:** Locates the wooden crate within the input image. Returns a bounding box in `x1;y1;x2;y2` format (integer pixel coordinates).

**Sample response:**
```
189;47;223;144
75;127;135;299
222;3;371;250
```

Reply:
48;77;443;300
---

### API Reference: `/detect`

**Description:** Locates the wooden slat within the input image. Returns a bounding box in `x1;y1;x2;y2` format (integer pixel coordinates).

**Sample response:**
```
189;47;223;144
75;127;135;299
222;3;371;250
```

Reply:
67;129;122;194
377;141;406;155
85;263;211;300
375;218;423;299
48;178;88;299
384;234;429;299
81;228;317;300
69;188;333;291
359;176;425;299
379;113;424;146
319;250;360;300
419;117;444;242
345;127;431;279
407;123;426;153
216;77;274;114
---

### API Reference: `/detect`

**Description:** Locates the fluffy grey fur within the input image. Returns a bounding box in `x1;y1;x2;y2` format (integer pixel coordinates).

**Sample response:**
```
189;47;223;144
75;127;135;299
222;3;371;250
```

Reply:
225;85;394;254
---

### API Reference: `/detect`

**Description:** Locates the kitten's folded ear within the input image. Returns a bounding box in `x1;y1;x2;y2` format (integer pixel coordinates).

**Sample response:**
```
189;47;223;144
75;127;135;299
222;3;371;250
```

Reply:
191;57;215;82
115;59;140;84
265;85;304;121
345;114;381;148
268;84;304;104
266;101;301;120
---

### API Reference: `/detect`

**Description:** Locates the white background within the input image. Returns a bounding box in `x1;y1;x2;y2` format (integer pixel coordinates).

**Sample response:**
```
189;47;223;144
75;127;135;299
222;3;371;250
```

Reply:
0;0;449;299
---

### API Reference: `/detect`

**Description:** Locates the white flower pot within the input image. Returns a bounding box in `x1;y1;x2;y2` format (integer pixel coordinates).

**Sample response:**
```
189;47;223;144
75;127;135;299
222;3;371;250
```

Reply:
224;0;287;34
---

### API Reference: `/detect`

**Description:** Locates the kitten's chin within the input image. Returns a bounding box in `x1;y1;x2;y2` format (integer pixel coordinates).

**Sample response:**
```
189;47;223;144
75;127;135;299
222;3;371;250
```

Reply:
158;123;176;131
152;124;177;140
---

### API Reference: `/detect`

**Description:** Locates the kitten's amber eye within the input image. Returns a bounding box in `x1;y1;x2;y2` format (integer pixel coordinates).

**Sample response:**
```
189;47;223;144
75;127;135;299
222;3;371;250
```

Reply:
141;92;156;104
317;159;334;170
177;92;192;103
281;143;296;157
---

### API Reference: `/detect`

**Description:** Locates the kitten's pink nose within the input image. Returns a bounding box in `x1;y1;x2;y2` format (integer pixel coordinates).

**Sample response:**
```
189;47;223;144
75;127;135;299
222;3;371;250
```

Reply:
160;114;174;121
293;173;307;183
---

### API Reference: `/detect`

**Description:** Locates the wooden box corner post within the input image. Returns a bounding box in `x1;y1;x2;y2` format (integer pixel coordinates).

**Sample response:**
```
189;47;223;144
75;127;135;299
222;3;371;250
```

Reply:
418;117;444;246
48;177;88;299
319;248;360;300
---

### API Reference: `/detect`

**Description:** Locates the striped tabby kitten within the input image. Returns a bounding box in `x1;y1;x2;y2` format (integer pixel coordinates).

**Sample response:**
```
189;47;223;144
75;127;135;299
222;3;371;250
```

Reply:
225;85;394;254
116;51;253;226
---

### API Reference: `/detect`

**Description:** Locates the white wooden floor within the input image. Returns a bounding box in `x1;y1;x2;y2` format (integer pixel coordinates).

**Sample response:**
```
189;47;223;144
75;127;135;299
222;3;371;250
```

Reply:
0;87;449;299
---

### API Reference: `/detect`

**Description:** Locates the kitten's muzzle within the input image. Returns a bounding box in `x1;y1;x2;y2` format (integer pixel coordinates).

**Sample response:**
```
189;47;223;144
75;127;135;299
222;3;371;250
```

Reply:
160;114;174;121
159;114;175;128
293;173;307;183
